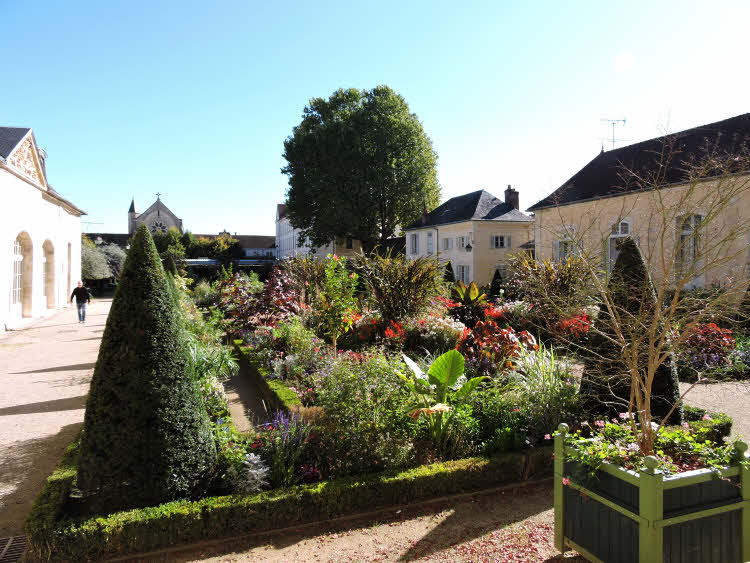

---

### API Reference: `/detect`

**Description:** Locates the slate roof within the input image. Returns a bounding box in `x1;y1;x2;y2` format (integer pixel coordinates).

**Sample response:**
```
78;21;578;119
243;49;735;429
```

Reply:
406;190;532;230
0;127;30;160
528;112;750;211
87;233;131;247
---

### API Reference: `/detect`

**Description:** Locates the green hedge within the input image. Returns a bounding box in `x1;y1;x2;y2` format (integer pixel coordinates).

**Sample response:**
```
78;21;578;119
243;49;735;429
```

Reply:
233;340;302;412
682;405;733;444
27;433;552;561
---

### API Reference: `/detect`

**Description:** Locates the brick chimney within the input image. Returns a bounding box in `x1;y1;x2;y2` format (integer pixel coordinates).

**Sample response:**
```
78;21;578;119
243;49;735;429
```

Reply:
504;184;519;210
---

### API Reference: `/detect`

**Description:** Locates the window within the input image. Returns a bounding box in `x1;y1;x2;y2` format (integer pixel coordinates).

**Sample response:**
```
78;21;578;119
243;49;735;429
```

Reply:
442;237;453;250
456;264;470;283
426;232;433;254
557;240;575;261
346;237;353;250
608;220;632;271
410;233;419;254
456;236;466;249
491;235;510;249
150;220;167;234
611;220;630;236
677;214;702;268
12;240;22;305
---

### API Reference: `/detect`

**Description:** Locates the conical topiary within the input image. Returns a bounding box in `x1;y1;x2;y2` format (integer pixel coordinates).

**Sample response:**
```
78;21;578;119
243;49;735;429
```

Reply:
77;224;217;509
490;268;503;297
580;237;682;424
444;261;456;283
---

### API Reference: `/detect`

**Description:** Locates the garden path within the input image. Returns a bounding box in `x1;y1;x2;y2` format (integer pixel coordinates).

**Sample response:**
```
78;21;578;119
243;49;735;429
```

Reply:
681;380;750;439
138;482;587;562
223;373;268;433
0;299;111;537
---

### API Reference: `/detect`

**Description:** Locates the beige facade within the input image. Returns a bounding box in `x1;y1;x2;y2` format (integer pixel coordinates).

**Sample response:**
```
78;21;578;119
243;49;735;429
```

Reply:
532;173;750;288
407;220;533;286
275;204;362;260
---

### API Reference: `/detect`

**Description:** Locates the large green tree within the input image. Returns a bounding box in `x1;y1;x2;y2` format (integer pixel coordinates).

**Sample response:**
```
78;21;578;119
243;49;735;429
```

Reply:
282;86;440;247
77;225;217;509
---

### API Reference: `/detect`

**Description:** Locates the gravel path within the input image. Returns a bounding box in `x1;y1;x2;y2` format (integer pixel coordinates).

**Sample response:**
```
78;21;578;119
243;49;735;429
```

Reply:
681;380;750;439
0;299;110;537
139;481;586;563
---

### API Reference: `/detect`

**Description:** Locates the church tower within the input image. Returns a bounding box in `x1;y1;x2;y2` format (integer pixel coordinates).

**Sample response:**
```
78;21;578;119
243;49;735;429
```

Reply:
128;198;139;234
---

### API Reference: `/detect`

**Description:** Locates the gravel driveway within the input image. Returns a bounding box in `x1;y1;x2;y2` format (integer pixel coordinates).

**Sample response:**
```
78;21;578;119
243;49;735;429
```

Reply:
0;299;110;537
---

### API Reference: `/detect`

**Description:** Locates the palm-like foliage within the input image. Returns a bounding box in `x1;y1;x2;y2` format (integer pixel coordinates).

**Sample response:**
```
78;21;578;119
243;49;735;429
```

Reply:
398;350;486;456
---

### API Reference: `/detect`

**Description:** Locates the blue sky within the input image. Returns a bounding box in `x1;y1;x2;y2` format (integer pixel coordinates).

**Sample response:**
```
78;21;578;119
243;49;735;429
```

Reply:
3;1;749;235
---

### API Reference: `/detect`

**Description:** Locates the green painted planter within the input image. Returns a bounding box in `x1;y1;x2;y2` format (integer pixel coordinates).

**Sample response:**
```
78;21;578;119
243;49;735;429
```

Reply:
554;424;750;563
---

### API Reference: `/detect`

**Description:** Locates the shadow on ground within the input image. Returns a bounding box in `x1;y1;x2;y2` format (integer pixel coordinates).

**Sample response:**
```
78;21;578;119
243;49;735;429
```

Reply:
10;362;96;375
139;482;580;562
0;395;87;416
0;422;81;536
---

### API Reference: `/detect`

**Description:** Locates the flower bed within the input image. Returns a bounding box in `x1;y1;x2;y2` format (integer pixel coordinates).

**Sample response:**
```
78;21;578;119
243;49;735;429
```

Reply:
26;433;552;561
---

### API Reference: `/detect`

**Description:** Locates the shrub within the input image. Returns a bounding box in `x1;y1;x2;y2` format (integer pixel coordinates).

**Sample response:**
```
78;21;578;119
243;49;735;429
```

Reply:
233;453;270;494
313;352;416;476
281;256;327;305
354;249;444;323
677;323;735;377
76;225;217;510
456;321;538;376
443;261;456;283
256;410;313;488
192;279;220;308
315;255;359;352
449;281;489;328
682;406;733;445
399;350;486;458
580;237;682;425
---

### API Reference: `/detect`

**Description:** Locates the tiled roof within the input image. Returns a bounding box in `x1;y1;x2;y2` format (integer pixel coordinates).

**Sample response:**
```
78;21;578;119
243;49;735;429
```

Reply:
529;112;750;211
406;190;532;229
0;127;30;160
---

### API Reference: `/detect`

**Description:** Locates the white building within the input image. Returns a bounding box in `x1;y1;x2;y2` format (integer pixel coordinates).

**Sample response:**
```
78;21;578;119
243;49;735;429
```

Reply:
1;127;85;331
275;204;334;259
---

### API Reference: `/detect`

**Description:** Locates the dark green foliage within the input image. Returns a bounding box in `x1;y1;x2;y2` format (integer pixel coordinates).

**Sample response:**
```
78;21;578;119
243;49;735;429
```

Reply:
76;225;217;510
450;281;489;328
27;431;552;562
443;261;456;283
580;237;682;424
682;406;733;445
282;86;440;247
490;268;503;297
354;249;443;323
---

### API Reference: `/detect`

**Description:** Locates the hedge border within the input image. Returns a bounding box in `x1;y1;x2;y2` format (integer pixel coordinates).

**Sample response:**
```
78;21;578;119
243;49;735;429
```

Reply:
232;340;302;412
26;434;552;561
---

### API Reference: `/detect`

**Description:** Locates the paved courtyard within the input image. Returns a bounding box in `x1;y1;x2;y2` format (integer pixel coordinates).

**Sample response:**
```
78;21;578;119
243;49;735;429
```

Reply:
0;299;110;537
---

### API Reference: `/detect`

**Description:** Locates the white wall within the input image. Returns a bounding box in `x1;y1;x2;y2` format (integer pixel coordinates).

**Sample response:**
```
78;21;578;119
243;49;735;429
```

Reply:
1;167;82;331
275;216;333;259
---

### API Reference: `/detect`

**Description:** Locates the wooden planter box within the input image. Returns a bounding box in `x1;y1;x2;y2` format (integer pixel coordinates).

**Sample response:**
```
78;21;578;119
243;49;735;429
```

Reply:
554;424;750;563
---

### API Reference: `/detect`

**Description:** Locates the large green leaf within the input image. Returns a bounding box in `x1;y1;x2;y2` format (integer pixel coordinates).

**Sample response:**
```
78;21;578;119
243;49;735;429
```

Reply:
468;282;479;300
453;376;487;403
401;354;425;379
428;349;465;387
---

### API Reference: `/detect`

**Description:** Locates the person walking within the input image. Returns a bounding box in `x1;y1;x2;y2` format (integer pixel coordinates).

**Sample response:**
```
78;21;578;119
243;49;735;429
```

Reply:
70;281;91;323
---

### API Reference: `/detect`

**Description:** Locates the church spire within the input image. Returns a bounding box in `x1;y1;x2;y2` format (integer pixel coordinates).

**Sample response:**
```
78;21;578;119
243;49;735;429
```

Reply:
128;197;137;214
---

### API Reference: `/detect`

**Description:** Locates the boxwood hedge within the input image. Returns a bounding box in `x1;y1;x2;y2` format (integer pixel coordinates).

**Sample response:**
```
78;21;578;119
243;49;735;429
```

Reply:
26;433;552;561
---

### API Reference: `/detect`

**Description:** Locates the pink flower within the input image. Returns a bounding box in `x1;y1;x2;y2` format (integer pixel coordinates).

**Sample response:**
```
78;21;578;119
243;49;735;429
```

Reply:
702;414;712;421
618;412;629;420
682;422;690;429
333;254;339;261
594;420;605;428
562;477;571;486
349;273;356;278
544;434;551;440
514;408;520;412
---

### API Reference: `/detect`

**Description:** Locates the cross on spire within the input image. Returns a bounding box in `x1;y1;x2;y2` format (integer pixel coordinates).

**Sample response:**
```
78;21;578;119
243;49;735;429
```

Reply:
156;192;162;200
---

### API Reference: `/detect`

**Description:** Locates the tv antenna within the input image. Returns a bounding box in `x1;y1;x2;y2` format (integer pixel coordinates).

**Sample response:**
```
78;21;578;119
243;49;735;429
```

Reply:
82;221;104;233
600;118;627;150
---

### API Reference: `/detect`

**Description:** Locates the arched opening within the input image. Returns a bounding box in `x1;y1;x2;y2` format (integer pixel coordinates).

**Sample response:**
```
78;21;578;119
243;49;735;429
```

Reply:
12;233;33;318
43;239;55;308
67;243;72;297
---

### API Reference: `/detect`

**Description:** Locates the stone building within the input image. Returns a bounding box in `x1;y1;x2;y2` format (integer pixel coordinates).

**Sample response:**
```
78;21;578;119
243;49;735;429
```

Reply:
403;187;534;285
528;112;750;289
127;195;183;235
275;203;361;260
1;127;85;331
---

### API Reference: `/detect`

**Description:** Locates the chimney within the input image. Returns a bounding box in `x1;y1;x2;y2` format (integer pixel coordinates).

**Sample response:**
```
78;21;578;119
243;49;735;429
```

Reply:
504;184;519;210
